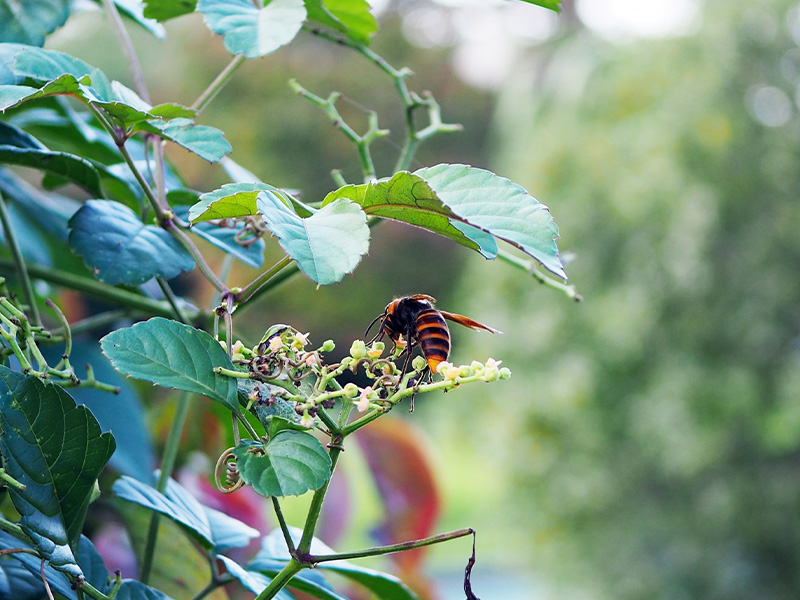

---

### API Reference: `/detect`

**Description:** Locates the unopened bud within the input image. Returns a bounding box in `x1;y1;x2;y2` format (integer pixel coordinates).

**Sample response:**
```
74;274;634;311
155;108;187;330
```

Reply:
411;355;427;371
343;383;359;398
321;339;335;352
350;339;367;359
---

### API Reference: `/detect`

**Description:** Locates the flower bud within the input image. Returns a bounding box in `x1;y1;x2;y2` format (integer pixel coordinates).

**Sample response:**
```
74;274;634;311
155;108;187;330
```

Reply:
321;339;335;352
367;342;384;359
343;383;359;398
299;411;315;428
483;366;500;382
499;367;512;380
470;360;484;373
459;365;472;378
411;355;427;371
350;339;367;359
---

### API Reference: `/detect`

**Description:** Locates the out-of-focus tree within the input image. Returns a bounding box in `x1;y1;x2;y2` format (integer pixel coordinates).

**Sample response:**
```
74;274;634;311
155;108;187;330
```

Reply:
423;0;800;597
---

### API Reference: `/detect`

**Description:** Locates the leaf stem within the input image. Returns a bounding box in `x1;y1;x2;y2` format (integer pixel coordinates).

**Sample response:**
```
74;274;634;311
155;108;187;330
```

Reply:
496;249;582;301
309;527;475;563
166;223;228;292
235;255;294;305
0;191;40;326
100;0;150;103
156;278;189;323
297;444;344;555
271;497;296;555
252;559;304;600
0;258;195;319
192;55;246;115
140;390;192;585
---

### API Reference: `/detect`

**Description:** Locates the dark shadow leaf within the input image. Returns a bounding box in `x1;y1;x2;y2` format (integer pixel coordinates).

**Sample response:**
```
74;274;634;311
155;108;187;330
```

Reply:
68;200;195;285
0;367;116;576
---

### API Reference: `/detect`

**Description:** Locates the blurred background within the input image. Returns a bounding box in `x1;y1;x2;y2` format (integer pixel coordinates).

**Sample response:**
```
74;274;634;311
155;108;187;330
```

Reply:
47;0;800;598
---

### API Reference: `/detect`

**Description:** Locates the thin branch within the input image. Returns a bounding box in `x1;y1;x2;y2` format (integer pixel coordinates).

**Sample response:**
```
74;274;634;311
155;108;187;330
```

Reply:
100;0;150;102
192;55;247;115
0;191;40;326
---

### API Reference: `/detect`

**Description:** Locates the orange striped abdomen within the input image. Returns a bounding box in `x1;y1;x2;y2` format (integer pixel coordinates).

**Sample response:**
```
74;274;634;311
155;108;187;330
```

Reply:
416;308;450;372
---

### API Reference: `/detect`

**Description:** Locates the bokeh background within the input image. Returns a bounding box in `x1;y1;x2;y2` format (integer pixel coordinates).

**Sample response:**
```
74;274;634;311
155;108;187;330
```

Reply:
47;0;800;598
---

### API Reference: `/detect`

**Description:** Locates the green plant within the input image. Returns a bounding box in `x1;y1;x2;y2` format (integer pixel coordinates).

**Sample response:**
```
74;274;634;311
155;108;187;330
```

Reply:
0;1;571;599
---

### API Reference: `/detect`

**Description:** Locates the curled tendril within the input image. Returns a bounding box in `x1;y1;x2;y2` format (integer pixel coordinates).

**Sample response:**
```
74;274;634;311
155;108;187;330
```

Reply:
214;448;244;493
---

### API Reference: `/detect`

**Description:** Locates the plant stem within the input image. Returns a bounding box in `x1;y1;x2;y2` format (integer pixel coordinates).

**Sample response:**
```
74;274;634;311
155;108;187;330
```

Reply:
496;249;582;301
0;259;194;319
0;191;40;326
166;223;227;292
140;390;192;585
297;445;344;555
156;278;189;323
310;528;476;563
192;55;246;114
100;0;149;102
271;497;296;554
237;258;299;308
252;559;304;600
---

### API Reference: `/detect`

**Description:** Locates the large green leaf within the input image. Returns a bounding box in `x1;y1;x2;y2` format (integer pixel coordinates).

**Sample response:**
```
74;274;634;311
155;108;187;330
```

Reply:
0;121;105;196
100;317;239;411
136;117;231;162
68;200;195;285
198;0;307;58
0;368;116;577
258;192;369;285
231;432;332;497
143;0;197;21
112;475;259;553
322;172;497;258
0;0;70;46
415;164;565;277
304;0;377;44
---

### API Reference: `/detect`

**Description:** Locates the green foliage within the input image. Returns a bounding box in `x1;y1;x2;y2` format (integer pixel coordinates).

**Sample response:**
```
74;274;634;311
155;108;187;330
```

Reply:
100;318;239;412
0;0;562;599
0;367;115;576
232;431;332;497
69;200;195;284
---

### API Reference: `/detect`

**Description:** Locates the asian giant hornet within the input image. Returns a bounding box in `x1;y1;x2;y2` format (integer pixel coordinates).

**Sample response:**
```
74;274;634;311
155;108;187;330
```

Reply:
365;294;501;375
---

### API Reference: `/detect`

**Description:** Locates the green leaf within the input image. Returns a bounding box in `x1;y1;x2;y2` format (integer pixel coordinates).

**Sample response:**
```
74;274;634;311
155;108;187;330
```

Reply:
191;182;313;223
0;0;70;46
304;0;377;44
100;318;239;411
232;433;332;497
0;121;105;196
415;164;565;278
516;0;561;11
190;182;277;222
100;0;167;39
258;193;369;285
11;46;99;84
136;117;231;162
198;0;307;58
323;172;497;258
116;580;177;600
112;475;259;553
0;73;83;111
68;200;195;285
0;367;116;577
144;0;197;21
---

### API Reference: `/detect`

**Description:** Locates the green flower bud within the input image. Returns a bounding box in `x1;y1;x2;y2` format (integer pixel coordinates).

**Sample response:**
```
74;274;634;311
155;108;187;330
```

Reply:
411;355;427;371
350;339;367;359
321;339;336;352
470;360;484;373
483;366;500;382
499;367;512;380
459;365;472;378
343;382;359;398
